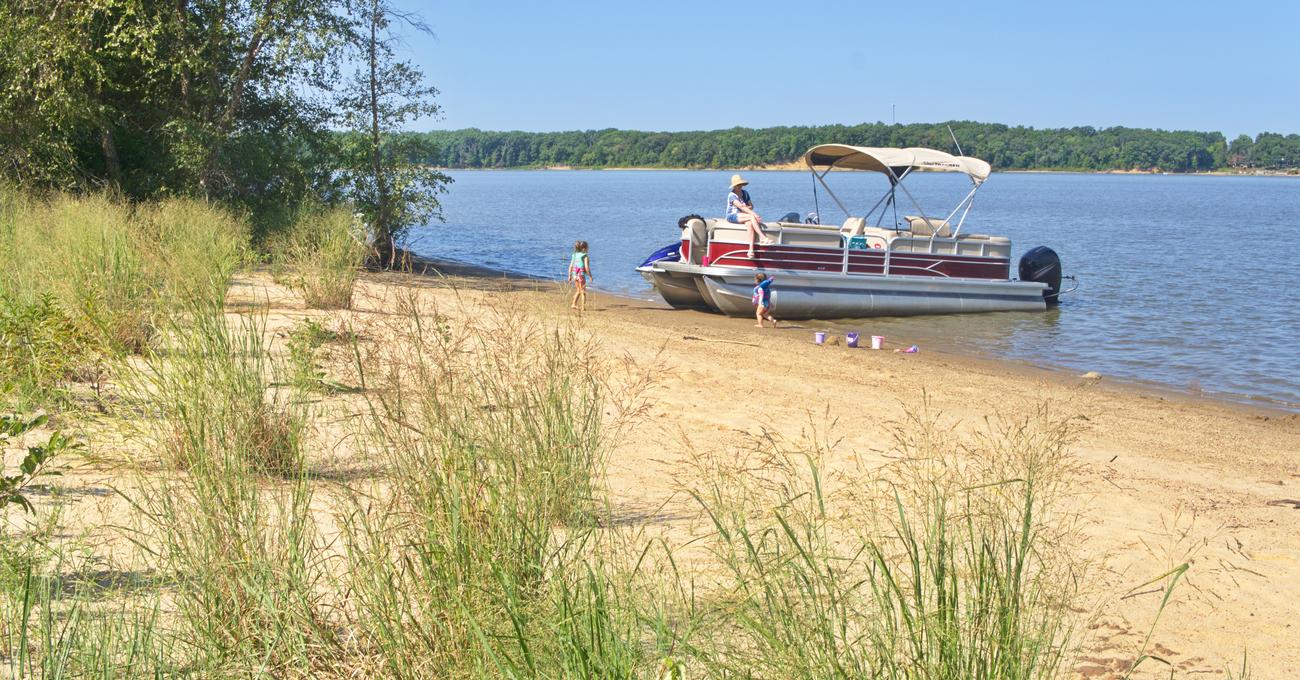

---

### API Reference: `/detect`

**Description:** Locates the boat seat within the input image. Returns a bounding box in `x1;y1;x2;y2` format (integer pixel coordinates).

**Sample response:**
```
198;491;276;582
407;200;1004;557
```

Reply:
707;217;773;243
840;217;867;238
684;217;708;263
905;215;952;237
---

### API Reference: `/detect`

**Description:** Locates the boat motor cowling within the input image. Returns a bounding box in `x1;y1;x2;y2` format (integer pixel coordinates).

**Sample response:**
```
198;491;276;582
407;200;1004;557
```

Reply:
1018;246;1062;304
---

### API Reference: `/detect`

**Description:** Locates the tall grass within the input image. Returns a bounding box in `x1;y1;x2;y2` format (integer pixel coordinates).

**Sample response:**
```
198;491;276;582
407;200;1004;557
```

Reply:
127;300;334;674
269;205;368;309
0;187;247;407
336;301;657;677
137;303;304;476
0;294;93;410
0;189;1187;678
0;190;246;352
685;408;1087;680
1;556;169;678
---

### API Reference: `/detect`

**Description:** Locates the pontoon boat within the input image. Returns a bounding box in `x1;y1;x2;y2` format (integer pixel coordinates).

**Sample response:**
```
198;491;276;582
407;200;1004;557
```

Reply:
636;144;1066;319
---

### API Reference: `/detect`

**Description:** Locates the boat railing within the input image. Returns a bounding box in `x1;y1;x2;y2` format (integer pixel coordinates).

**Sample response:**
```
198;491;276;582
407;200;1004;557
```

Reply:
709;226;1003;278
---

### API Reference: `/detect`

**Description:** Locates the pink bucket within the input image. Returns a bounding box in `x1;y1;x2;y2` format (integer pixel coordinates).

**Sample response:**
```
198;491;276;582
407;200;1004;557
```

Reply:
871;335;885;350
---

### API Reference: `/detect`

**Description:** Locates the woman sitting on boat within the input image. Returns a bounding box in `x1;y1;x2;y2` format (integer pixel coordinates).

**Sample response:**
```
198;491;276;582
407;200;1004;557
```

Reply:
727;174;773;257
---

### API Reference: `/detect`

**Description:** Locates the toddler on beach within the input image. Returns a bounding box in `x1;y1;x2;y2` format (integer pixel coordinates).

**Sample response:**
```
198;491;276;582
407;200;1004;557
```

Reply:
752;273;776;328
568;240;593;311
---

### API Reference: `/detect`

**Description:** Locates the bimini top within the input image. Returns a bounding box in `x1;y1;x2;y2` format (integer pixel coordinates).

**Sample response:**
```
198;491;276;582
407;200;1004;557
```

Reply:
802;144;992;185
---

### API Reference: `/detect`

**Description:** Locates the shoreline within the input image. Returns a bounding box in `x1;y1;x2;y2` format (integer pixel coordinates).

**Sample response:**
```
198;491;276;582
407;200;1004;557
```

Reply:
405;251;1299;417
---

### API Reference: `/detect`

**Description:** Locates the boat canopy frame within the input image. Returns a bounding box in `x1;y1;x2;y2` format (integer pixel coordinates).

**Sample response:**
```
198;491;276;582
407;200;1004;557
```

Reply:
801;144;990;237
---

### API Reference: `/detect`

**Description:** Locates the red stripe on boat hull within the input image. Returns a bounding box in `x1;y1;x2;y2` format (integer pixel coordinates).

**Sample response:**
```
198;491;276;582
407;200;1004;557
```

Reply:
706;242;1009;280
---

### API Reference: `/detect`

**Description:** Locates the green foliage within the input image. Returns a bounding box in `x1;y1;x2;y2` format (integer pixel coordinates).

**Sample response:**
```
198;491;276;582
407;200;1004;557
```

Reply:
0;1;349;223
415;122;1300;172
284;318;351;394
335;0;452;264
1232;132;1300;169
0;295;93;408
0;1;451;246
0;414;75;515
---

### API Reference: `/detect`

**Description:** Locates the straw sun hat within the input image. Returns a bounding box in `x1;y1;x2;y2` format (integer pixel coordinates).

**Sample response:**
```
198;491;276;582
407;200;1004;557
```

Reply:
730;174;749;188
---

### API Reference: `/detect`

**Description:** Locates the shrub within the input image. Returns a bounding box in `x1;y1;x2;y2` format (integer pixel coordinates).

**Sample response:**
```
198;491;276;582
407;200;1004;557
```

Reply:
284;318;351;395
0;414;75;515
0;294;93;407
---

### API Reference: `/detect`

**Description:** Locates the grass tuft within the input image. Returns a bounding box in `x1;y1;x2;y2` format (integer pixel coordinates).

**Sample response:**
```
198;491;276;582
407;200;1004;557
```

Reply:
269;205;368;310
684;406;1088;680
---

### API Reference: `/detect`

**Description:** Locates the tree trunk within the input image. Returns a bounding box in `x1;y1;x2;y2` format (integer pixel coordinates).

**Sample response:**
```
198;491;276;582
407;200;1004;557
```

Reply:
368;0;393;268
175;0;191;114
203;0;275;192
99;125;123;189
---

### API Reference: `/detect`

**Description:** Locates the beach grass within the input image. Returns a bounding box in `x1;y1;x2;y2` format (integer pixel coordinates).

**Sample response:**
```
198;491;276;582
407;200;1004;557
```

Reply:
0;188;247;409
124;299;332;674
335;301;654;676
674;407;1086;680
268;204;368;309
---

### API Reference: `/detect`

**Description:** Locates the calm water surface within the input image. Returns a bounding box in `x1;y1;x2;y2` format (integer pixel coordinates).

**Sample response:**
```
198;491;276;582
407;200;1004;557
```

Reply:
407;170;1300;410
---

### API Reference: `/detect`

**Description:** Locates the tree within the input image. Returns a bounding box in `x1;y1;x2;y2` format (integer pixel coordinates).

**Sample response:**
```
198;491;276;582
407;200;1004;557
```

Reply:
336;0;450;267
0;0;356;227
1228;134;1254;167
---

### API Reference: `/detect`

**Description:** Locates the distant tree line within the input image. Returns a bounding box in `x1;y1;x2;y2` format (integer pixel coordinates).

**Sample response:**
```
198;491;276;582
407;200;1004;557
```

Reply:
410;122;1300;172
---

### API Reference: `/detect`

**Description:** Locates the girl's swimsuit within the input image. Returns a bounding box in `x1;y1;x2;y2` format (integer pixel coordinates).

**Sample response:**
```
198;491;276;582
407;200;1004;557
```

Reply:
752;277;773;308
570;251;589;283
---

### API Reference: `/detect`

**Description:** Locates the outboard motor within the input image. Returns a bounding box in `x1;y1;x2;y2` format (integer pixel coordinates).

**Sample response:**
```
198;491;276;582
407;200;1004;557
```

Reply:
1018;246;1063;304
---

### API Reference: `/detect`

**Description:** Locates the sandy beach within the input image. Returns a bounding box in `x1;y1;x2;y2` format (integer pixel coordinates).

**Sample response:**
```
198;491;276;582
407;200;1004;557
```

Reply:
368;265;1300;676
15;262;1300;677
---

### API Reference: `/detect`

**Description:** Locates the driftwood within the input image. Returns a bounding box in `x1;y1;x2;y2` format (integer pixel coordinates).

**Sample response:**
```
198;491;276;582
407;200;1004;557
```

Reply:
681;335;760;348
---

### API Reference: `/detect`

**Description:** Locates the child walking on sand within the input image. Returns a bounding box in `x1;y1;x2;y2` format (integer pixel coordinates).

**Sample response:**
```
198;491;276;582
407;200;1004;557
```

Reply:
568;240;593;311
752;273;776;328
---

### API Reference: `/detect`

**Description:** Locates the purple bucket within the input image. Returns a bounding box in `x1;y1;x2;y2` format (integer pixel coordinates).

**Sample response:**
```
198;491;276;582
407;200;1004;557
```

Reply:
846;332;859;348
814;331;826;345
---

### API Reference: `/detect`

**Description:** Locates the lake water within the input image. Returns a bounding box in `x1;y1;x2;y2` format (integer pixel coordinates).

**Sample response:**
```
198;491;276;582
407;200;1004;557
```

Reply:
406;170;1300;410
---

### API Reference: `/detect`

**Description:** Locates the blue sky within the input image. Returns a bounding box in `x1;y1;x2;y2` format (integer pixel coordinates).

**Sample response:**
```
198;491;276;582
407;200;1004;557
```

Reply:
391;0;1298;138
